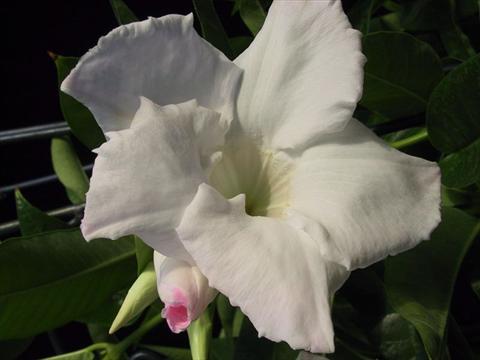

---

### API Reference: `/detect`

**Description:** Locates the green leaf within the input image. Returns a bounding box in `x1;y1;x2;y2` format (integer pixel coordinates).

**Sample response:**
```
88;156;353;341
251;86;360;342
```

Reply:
372;313;428;360
109;0;138;25
86;323;117;344
77;290;125;326
54;55;105;150
347;0;385;33
427;54;480;152
229;36;253;58
361;32;443;119
134;236;153;274
43;349;95;360
142;344;192;360
439;26;476;61
396;0;475;60
109;262;157;333
0;229;136;339
271;342;297;360
427;54;480;187
232;308;245;337
384;207;480;359
15;190;68;236
439;139;480;188
210;337;234;360
217;293;235;338
51;136;89;204
234;0;266;36
192;0;233;59
441;186;479;208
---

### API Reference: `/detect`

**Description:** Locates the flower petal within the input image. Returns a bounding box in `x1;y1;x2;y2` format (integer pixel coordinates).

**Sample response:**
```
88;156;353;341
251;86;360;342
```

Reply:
154;252;217;333
177;183;349;353
81;98;226;262
290;119;441;270
234;0;365;150
61;14;242;133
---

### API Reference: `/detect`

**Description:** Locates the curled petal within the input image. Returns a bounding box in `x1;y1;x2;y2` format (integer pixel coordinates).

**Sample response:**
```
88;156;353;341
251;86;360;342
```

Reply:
81;98;225;262
234;0;365;150
154;252;217;333
290;119;441;270
62;14;241;133
177;184;349;353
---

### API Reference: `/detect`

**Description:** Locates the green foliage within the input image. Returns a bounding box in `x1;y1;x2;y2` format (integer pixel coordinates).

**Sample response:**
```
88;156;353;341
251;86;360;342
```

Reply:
0;229;136;339
361;31;443;119
15;190;68;235
385;207;480;359
109;0;138;25
229;36;253;58
372;314;427;360
348;0;385;33
54;55;105;150
427;54;480;152
44;350;95;360
233;0;266;36
193;0;234;59
51;136;89;204
427;55;480;187
396;0;475;60
217;294;235;338
142;345;192;360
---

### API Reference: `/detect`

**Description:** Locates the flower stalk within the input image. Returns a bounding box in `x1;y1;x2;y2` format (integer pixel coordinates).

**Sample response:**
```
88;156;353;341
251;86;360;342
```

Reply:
187;307;214;360
390;128;429;149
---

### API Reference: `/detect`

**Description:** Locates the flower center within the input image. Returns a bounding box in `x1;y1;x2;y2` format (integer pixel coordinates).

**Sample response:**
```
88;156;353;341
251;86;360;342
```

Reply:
209;138;293;217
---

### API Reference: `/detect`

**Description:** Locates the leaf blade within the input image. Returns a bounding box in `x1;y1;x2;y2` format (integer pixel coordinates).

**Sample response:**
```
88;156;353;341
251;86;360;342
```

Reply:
109;0;138;25
192;0;233;59
15;190;68;236
0;229;136;339
361;31;443;119
384;207;480;359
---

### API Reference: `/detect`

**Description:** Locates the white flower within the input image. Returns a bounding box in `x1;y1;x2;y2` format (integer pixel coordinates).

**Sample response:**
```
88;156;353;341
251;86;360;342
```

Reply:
62;0;441;353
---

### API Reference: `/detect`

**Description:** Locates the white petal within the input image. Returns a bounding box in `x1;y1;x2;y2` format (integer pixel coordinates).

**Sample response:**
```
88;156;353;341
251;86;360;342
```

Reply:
61;15;242;133
290;119;441;270
154;252;217;333
177;184;349;353
81;98;226;262
234;0;365;150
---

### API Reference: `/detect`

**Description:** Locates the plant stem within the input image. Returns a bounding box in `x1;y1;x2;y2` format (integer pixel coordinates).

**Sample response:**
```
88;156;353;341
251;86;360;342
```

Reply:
113;313;164;355
390;128;429;149
188;308;213;360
